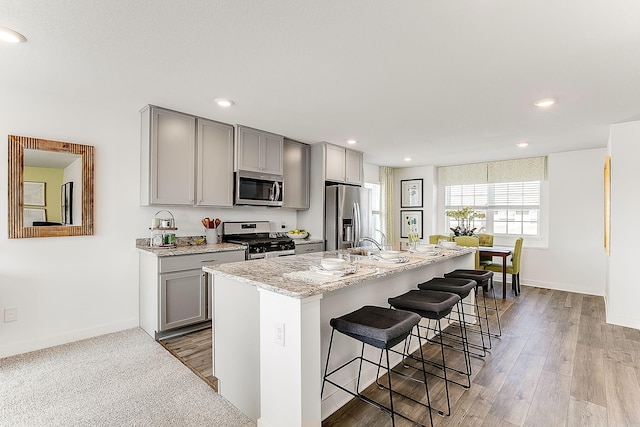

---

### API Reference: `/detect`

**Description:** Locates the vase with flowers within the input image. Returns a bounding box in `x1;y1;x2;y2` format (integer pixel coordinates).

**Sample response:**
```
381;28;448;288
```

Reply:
445;206;485;236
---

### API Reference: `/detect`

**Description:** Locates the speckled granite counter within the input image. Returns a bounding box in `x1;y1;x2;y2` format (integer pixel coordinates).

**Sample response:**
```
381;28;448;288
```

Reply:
136;237;245;256
203;247;475;299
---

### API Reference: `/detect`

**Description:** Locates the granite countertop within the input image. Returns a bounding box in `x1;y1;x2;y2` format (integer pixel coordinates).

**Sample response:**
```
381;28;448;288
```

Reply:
136;236;245;256
203;247;475;299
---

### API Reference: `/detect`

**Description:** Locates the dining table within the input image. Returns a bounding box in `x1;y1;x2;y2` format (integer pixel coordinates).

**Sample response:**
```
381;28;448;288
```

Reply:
479;245;513;299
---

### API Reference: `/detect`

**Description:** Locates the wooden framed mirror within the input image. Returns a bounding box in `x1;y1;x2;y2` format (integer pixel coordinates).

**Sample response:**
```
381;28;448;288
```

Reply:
8;135;94;238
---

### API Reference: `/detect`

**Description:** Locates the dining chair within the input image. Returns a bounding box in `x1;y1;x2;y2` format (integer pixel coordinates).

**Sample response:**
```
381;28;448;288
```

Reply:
476;233;494;267
485;237;523;296
429;234;452;244
454;236;480;269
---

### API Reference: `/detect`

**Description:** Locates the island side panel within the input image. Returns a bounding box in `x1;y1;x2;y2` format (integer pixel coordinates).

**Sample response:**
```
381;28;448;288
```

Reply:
257;289;322;427
213;274;261;421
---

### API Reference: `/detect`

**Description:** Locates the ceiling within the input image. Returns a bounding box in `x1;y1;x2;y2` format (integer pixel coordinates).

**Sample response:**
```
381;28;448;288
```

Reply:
2;1;639;167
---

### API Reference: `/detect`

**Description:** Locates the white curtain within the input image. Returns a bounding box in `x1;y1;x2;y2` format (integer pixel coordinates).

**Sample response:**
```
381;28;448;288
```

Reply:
380;166;395;249
439;156;547;185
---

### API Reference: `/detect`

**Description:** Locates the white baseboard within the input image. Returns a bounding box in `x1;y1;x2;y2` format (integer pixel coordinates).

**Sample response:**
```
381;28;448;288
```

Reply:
517;279;604;296
0;318;139;358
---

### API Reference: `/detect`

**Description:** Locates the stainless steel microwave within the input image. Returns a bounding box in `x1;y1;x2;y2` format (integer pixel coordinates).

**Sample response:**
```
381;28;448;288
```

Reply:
235;170;283;206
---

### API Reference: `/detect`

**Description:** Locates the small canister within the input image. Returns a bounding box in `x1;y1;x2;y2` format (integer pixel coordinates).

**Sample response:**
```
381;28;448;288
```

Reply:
164;233;176;245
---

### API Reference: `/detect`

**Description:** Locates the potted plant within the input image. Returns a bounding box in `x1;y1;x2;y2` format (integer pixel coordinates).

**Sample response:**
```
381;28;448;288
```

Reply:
445;206;485;236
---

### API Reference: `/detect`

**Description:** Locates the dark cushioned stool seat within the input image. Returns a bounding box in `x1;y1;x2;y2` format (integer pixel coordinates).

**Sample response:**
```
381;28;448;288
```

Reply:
388;290;460;320
417;277;476;299
330;305;421;349
444;269;493;289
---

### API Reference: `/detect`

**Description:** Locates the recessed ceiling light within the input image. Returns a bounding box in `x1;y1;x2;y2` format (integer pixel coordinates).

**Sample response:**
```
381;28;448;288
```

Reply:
0;26;27;43
517;142;529;148
404;157;412;162
534;98;557;108
346;139;357;145
214;98;234;107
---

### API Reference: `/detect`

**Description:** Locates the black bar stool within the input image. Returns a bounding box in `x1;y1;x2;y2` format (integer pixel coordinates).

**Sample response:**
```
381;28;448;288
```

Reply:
417;277;485;359
322;305;433;427
445;269;502;340
387;289;463;417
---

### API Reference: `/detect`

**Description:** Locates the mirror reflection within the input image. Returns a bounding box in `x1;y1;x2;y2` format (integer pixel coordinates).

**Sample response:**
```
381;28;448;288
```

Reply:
23;149;82;226
8;135;94;238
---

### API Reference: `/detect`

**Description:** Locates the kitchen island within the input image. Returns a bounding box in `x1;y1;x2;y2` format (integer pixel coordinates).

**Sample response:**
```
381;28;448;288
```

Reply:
203;247;475;427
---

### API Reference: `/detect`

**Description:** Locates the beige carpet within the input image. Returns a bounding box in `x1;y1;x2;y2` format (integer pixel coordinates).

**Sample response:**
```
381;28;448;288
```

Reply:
0;328;255;427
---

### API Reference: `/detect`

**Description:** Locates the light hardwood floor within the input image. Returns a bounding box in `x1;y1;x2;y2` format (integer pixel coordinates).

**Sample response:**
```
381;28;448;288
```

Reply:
159;286;640;426
323;286;640;427
159;327;218;392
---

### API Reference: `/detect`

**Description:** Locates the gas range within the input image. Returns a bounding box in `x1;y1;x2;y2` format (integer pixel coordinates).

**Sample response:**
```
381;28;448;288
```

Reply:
222;221;295;260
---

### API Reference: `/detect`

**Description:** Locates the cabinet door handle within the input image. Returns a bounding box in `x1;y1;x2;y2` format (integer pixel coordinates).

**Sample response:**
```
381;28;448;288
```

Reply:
201;260;217;263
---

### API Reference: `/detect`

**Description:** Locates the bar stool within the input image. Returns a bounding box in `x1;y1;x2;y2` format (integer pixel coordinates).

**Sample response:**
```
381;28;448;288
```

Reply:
387;289;463;417
322;305;433;427
445;269;502;339
417;277;486;358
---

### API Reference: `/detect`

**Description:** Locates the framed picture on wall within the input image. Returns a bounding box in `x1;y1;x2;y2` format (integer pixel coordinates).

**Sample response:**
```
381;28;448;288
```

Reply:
24;208;46;226
400;179;423;208
24;181;46;206
400;210;423;239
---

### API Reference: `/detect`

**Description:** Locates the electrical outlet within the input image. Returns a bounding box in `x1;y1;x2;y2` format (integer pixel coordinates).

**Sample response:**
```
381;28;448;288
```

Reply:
281;221;286;229
4;307;17;323
275;321;285;346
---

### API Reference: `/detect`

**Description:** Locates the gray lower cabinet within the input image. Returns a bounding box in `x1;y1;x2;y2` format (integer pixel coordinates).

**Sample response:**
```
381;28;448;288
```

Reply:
294;242;324;254
283;139;310;209
139;250;245;339
160;269;206;331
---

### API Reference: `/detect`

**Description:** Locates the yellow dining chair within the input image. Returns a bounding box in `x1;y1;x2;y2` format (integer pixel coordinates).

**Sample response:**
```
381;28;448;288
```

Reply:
476;233;494;267
454;236;480;269
429;234;452;244
485;237;523;296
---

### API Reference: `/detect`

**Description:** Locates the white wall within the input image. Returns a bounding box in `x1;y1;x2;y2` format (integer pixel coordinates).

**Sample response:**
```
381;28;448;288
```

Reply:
0;87;297;358
394;166;437;249
522;149;607;295
607;120;640;328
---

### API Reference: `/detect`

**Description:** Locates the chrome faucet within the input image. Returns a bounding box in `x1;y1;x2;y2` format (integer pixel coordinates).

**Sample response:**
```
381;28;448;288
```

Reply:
358;236;383;250
374;229;387;246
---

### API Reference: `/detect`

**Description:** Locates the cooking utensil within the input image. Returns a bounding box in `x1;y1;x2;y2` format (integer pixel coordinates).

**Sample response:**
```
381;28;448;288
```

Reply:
214;218;221;229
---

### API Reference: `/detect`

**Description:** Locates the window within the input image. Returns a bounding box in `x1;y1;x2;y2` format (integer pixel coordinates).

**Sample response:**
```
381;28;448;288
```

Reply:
445;181;541;236
365;183;383;242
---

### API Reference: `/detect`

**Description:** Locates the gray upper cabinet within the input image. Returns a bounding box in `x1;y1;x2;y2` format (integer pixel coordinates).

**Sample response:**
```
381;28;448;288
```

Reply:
141;106;196;205
324;143;363;186
235;125;284;175
283;139;310;209
197;118;234;206
141;105;234;207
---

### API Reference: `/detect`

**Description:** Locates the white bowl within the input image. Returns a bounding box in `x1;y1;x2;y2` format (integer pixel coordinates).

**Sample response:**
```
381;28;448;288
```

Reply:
379;250;401;259
415;244;436;253
321;258;346;271
441;241;457;248
287;232;308;239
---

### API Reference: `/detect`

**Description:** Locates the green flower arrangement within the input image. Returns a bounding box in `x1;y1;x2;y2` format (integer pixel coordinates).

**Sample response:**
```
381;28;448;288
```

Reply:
445;206;485;236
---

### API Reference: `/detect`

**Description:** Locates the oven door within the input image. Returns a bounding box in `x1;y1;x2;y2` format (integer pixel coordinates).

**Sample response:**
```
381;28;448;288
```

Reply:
235;171;283;207
248;249;295;260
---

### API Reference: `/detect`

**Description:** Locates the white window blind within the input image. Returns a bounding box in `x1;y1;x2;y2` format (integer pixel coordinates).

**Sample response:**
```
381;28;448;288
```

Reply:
441;158;545;237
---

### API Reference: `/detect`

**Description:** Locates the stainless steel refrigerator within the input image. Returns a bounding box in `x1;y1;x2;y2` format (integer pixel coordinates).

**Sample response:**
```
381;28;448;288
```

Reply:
325;185;371;251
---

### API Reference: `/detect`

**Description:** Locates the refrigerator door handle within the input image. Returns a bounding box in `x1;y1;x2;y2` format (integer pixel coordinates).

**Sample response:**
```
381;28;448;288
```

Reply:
353;202;361;247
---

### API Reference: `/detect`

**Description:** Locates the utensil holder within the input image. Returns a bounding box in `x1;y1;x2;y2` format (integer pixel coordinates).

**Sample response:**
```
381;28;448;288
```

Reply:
205;228;218;244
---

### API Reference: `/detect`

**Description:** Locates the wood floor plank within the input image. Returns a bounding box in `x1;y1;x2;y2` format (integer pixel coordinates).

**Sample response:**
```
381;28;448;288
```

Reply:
567;397;608;427
523;369;572;427
486;353;546;426
571;343;606;407
604;358;640;426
